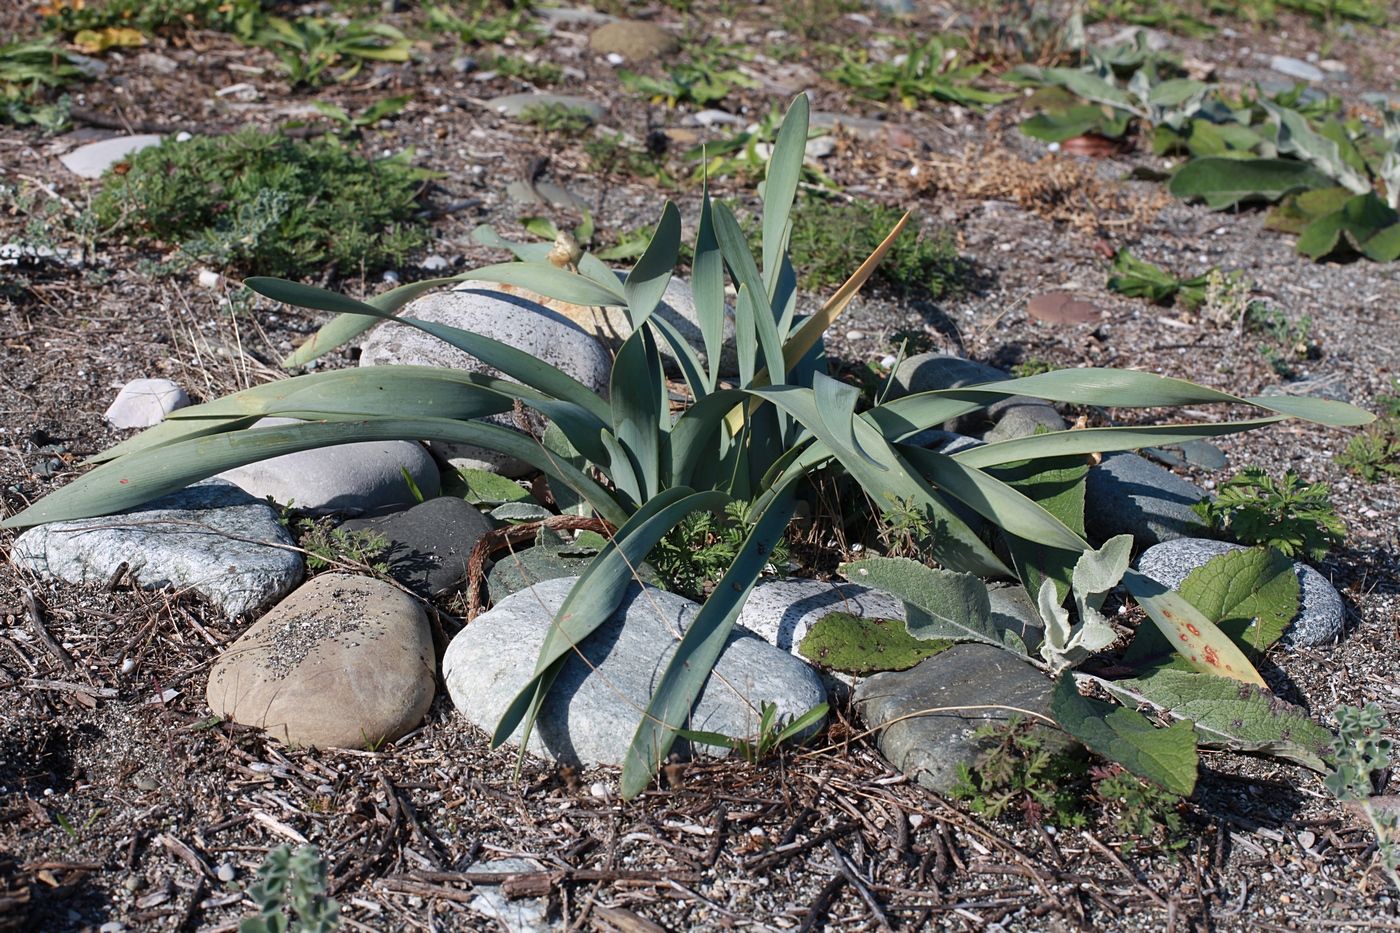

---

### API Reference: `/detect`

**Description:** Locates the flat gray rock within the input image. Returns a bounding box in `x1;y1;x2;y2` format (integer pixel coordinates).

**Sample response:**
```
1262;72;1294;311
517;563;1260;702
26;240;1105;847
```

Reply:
855;643;1070;793
1270;55;1324;83
737;578;905;653
340;496;495;597
1085;453;1207;546
887;353;1030;433
59;134;163;178
1135;537;1345;647
361;286;611;475
488;93;605;122
11;480;302;619
587;20;678;60
217;418;440;515
104;378;190;429
443;578;828;768
207;573;435;748
466;858;558;932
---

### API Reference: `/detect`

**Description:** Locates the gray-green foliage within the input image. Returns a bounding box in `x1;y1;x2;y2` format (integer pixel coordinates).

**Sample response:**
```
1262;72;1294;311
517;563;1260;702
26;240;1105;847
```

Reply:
240;845;340;933
0;37;87;130
1326;703;1400;892
1037;535;1131;675
90;129;430;278
6;93;1377;797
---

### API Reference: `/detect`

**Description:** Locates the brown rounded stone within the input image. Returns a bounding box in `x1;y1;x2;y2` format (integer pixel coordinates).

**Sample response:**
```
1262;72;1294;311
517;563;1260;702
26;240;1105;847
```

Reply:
206;573;434;749
587;21;678;61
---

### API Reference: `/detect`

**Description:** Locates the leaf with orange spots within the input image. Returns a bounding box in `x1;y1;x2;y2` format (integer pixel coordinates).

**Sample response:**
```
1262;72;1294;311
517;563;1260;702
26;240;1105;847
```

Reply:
1121;569;1266;687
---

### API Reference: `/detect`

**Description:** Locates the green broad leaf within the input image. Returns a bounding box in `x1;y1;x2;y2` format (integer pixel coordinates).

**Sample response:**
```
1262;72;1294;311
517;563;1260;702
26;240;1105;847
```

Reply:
492;488;730;759
994;456;1088;605
1168;157;1333;209
813;372;884;470
798;611;953;674
1121;569;1266;687
265;274;470;368
622;201;680;330
471;223;556;262
1107;249;1185;304
1179;546;1300;653
1262;101;1371;195
6;416;628;530
898;445;1089;554
713;202;785;384
1037;66;1138;113
957;418;1286;469
761;93;808;291
1296;192;1400;262
1051;673;1199;796
457;261;627;307
692;187;725;392
449;467;530;506
1092;670;1334;772
609;328;667;503
619;483;798;798
839;557;1012;651
491;501;553;522
1146;78;1209;108
1266;186;1353;235
1019;105;1110;143
751;385;1012;578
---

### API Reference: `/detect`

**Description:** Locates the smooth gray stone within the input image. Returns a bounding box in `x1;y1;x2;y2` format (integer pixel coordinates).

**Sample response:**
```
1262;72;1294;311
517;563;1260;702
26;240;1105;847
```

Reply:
103;378;190;429
982;402;1065;443
1270;55;1324;83
855;643;1071;794
59;134;163;178
1135;538;1345;647
534;6;616;27
1085;453;1208;546
443;578;828;767
488;93;605;122
1259;375;1351;403
206;573;435;749
217;417;440;515
360;286;611;475
587;20;678;60
340;497;495;597
11;480;302;619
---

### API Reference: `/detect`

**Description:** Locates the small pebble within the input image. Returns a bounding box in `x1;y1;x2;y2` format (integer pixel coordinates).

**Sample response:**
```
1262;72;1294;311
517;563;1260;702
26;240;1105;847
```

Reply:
120;658;135;675
382;270;401;284
316;784;334;794
1297;830;1316;849
99;922;125;933
122;874;143;892
216;863;236;883
845;329;865;341
589;781;609;800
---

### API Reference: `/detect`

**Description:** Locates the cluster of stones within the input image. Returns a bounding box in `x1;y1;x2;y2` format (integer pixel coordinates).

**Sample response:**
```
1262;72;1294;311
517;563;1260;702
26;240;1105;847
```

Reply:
11;259;1349;803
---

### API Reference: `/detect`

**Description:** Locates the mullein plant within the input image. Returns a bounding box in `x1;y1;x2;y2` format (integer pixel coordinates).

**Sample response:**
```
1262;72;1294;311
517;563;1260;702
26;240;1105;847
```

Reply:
5;94;1374;796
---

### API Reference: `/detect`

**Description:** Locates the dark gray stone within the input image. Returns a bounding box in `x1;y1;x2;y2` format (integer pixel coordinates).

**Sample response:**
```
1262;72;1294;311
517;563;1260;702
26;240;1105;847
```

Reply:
11;480;302;619
982;402;1066;443
1085;453;1208;546
340;497;495;597
1135;538;1345;647
855;643;1071;794
443;578;828;767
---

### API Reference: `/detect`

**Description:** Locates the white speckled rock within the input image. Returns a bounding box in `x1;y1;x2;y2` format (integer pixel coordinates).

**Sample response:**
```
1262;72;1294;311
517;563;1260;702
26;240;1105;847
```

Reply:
217;417;440;515
360;286;612;475
206;573;435;749
443;578;827;767
59;134;163;178
11;480;301;619
104;378;190;429
1135;538;1345;647
465;858;559;932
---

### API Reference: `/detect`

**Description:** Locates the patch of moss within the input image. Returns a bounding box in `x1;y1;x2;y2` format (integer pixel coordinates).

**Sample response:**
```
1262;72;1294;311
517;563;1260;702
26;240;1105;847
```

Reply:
798;611;952;674
91;129;430;278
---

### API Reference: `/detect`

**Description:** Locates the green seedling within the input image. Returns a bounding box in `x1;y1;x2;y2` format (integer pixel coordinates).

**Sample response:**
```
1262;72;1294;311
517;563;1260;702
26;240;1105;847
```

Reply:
240;845;341;933
491;55;563;86
675;701;829;764
253;16;412;87
951;717;1089;827
518;102;594;134
828;35;1011;110
1193;468;1345;561
297;518;391;573
1106;249;1211;307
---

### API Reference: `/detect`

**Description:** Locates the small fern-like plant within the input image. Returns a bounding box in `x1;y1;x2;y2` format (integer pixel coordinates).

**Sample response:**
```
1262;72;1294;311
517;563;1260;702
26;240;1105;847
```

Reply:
240;845;340;933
